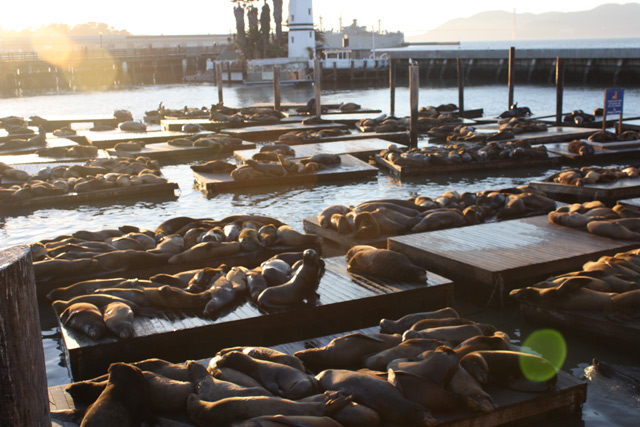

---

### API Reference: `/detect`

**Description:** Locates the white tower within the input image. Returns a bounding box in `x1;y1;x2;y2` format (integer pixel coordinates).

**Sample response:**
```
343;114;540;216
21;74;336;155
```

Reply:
288;0;315;59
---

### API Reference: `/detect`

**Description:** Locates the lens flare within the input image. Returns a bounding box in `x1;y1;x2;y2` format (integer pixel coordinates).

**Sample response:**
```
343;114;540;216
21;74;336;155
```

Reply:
31;28;80;68
520;329;566;382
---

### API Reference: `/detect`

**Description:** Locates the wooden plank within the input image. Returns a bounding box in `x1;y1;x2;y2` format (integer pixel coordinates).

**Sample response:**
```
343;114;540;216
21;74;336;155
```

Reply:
194;154;378;194
220;123;348;142
106;142;256;161
462;125;595;145
388;215;640;295
374;153;562;178
0;182;179;214
83;130;208;149
530;176;640;204
234;138;391;162
54;256;453;380
519;302;640;351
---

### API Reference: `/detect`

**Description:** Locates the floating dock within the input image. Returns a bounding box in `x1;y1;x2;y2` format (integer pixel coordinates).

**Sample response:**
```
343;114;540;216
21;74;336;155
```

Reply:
27;115;119;132
455;125;596;145
83;130;206;149
374;153;562;178
518;302;640;352
234;138;391;162
53;256;453;380
530;176;640;205
106;141;256;162
388;215;640;304
0;182;179;216
194;154;378;194
0;137;79;156
50;321;586;426
220;123;348;142
161;119;234;132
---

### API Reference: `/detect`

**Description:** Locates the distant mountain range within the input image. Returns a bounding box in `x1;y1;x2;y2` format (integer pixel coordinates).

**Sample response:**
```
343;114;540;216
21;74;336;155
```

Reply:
407;3;640;42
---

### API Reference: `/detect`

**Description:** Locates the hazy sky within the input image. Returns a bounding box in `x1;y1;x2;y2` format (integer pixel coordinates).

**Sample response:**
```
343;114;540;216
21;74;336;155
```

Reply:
1;1;630;36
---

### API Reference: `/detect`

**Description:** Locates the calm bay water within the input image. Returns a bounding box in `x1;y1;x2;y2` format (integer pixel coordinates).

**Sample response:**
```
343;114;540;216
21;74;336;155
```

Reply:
1;81;640;425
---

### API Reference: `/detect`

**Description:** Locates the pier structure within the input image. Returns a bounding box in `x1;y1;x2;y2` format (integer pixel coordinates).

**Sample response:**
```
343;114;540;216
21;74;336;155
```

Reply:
378;47;640;86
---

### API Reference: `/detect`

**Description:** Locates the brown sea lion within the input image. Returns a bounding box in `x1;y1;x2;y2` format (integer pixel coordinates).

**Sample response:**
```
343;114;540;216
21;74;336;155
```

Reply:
141;285;212;309
379;307;460;334
47;278;127;301
388;368;464;412
403;324;494;346
214;351;318;400
548;211;590;228
217;347;306;372
33;258;99;281
604;289;640;322
186;391;349;426
453;331;511;358
168;241;241;264
235;414;343;426
387;346;459;387
509;283;615;311
60;302;106;340
52;294;139;314
294;333;402;371
411;209;465;233
298;394;381;427
315;369;436;426
102;302;134;339
460;350;557;392
317;205;350;228
587;220;640;241
134;358;191;382
80;363;153;426
363;338;443;371
347;248;427;282
408;317;476;331
276;225;321;247
446;365;494;413
210;367;266;389
144;371;194;413
188;361;272;402
257;249;324;309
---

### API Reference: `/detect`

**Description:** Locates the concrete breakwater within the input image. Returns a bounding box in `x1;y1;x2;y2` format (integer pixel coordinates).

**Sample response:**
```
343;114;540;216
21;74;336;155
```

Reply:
385;47;640;86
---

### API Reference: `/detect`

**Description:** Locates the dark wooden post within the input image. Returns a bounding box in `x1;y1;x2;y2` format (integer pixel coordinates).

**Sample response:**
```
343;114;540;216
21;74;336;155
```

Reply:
215;63;223;105
409;63;419;149
555;57;565;126
457;57;464;114
0;245;50;426
389;59;397;117
508;47;515;108
273;65;281;112
314;58;322;119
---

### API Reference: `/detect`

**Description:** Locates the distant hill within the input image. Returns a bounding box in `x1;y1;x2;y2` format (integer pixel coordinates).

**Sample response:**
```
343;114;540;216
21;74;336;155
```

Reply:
407;3;640;42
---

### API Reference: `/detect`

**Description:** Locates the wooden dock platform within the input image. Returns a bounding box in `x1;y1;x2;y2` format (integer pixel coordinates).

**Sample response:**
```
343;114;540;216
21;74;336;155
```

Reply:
0;137;79;156
83;130;207;149
461;125;596;145
194;154;378;194
27;114;119;132
220;123;348;142
106;141;256;162
234;138;391;162
161;119;230;132
374;153;562;178
53;256;453;380
0;182;179;216
518;302;640;352
50;321;586;427
530;176;640;205
388;215;640;303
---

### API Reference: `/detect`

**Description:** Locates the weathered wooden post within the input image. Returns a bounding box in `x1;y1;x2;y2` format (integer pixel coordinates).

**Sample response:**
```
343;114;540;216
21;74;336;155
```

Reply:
389;59;397;117
409;62;419;149
0;245;50;426
508;47;516;108
215;62;224;105
272;65;281;112
457;57;464;114
555;57;565;126
314;58;322;119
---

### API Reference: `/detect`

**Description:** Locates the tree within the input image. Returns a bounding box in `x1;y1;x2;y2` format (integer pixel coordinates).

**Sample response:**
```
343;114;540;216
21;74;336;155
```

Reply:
246;5;260;59
260;1;271;58
273;0;283;46
233;4;248;57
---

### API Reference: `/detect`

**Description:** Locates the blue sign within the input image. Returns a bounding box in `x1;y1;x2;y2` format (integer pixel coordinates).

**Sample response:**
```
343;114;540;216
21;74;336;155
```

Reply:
605;89;624;115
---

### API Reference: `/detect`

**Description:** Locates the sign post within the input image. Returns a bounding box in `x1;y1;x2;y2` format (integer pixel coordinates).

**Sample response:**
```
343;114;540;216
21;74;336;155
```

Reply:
604;88;624;134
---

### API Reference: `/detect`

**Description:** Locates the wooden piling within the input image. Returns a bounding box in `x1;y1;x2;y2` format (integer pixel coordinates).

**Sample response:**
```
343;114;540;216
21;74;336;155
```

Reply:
409;63;419;149
0;245;50;426
389;59;397;117
457;57;464;114
314;58;322;119
215;63;224;105
555;57;565;126
273;65;281;112
508;47;515;108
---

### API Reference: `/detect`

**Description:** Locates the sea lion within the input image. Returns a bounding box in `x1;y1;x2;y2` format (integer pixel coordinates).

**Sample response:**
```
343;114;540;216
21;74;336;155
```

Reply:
347;248;427;282
453;331;511;358
47;278;127;301
217;347;306;372
94;250;170;271
186;392;349;426
168;241;241;264
239;228;264;252
387;346;460;387
210;367;266;389
142;285;212;309
411;209;465;233
80;363;153;426
257;249;324;309
460;350;557;392
102;302;134;339
587;220;640;241
387;368;464;412
60;302;106;340
402;324;495;346
134;358;191;382
299;394;381;427
315;369;436;426
260;258;292;286
94;288;148;307
185;266;227;293
446;365;494;413
276;225;321;247
409;317;476;331
247;271;268;302
363;338;443;371
603;289;640;322
295;333;402;371
154;234;185;254
379;307;460;334
188;361;272;402
214;351;318;400
53;294;139;314
548;211;590;228
203;273;246;317
237;415;343;426
33;258;99;281
509;283;615;311
258;225;278;246
150;269;201;288
144;371;194;413
317;205;350;228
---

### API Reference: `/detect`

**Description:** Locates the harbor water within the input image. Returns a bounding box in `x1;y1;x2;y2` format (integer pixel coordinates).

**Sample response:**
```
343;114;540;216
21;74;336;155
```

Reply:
2;81;640;425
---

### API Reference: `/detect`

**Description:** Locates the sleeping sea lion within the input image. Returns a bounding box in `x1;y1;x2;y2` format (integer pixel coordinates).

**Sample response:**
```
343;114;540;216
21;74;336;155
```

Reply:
379;307;460;334
60;302;106;340
347;248;427;282
363;338;443;371
103;302;134;339
188;361;272;402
